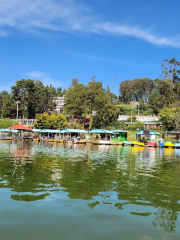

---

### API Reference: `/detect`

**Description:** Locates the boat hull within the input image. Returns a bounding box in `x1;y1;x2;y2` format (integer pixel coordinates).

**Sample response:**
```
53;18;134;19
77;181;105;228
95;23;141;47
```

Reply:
122;141;132;146
131;141;145;147
146;142;157;147
164;142;174;148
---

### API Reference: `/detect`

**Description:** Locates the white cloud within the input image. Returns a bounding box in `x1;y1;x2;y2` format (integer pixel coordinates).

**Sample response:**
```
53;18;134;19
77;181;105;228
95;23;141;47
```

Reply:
0;0;180;47
67;51;131;65
25;71;68;87
93;22;180;48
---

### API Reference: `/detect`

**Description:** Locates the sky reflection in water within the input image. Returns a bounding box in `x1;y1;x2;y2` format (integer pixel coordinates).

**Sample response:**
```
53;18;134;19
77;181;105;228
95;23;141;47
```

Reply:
0;141;180;240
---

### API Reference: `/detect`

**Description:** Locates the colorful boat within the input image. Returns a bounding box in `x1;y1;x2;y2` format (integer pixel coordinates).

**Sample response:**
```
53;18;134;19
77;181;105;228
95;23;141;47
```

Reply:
164;142;175;148
0;137;12;140
131;141;145;147
33;138;40;142
48;139;56;143
175;143;180;148
122;140;132;146
146;142;157;147
160;142;164;147
74;141;86;145
56;139;64;143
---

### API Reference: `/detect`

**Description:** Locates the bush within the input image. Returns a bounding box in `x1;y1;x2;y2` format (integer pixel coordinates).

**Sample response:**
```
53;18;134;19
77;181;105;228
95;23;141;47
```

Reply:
34;112;68;129
69;122;83;129
0;118;19;129
127;121;144;130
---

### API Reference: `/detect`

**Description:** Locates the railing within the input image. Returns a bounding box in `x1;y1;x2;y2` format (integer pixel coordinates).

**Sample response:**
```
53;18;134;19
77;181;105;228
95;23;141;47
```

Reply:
118;115;159;122
12;119;36;126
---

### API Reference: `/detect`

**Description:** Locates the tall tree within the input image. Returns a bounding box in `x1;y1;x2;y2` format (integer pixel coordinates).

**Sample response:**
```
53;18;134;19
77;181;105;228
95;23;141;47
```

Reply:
64;83;86;116
11;79;36;119
120;80;132;103
0;90;9;117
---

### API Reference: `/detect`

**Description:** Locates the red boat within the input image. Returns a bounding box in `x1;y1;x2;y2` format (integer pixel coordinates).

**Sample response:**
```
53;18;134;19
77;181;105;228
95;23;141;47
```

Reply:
146;142;157;147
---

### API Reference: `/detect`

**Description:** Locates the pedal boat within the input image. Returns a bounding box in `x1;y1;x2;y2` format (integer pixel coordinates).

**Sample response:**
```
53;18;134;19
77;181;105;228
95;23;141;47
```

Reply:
175;143;180;148
131;141;145;147
146;142;157;147
122;140;132;146
164;142;175;148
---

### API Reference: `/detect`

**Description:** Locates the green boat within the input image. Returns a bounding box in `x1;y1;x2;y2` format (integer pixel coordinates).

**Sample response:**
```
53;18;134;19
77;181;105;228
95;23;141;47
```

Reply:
122;140;132;146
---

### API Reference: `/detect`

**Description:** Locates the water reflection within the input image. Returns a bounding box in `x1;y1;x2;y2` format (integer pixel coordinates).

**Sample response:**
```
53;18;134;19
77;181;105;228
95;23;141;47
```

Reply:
0;141;180;234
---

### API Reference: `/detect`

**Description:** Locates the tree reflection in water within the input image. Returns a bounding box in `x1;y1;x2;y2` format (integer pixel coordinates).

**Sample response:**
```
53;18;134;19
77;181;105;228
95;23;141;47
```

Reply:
0;141;180;233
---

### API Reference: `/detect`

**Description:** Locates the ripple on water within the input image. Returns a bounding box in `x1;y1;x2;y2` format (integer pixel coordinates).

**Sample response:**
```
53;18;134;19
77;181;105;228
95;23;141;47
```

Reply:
0;142;180;239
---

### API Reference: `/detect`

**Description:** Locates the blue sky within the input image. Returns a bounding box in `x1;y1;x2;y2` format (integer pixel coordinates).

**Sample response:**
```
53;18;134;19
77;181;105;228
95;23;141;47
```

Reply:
0;0;180;96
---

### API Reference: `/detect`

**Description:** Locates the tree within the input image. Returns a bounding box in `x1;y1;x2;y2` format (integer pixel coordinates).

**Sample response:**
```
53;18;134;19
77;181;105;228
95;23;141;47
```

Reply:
70;78;79;88
35;85;56;114
120;80;132;103
0;90;9;118
86;80;105;117
64;84;86;116
2;94;16;118
11;79;36;119
148;92;165;115
56;87;63;97
159;108;176;130
0;118;18;128
34;112;68;129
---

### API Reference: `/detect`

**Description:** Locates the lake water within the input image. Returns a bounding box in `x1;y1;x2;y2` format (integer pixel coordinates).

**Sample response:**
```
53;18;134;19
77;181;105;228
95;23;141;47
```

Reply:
0;141;180;240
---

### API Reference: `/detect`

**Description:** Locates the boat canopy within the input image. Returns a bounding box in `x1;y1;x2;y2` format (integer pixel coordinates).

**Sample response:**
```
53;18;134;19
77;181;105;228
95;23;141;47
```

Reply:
39;129;61;133
136;130;161;136
0;129;18;132
89;129;113;134
32;129;42;132
60;129;88;134
112;130;127;133
167;131;180;135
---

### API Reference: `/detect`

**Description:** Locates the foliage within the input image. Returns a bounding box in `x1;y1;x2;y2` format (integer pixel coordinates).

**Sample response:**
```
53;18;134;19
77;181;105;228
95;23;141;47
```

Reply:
148;92;165;115
120;78;154;102
159;107;180;131
64;84;86;116
2;94;17;118
126;121;144;130
127;116;137;122
34;112;68;129
0;79;62;119
68;122;83;129
1;58;180;131
0;118;19;128
64;78;119;129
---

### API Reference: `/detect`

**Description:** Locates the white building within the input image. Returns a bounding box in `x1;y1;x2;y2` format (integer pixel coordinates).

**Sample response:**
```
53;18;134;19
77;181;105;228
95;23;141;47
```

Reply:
118;115;159;123
53;96;65;113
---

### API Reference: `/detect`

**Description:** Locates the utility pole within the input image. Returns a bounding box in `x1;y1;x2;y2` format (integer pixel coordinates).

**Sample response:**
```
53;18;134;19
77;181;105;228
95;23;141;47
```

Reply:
15;101;20;120
131;102;133;123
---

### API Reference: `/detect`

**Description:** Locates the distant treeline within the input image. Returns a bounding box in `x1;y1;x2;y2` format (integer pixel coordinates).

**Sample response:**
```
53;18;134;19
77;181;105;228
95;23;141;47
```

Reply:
0;79;65;119
0;58;180;130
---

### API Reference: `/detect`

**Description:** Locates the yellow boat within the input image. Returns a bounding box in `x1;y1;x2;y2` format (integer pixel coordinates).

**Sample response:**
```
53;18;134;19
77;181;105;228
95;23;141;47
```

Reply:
164;142;175;148
0;137;12;140
56;139;64;143
34;138;40;142
48;139;56;143
131;141;145;147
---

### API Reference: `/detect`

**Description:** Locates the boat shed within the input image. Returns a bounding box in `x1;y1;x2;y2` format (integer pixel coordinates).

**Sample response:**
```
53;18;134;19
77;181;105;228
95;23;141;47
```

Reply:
89;129;113;140
136;130;161;142
0;129;18;132
60;129;88;140
39;129;61;139
167;131;180;140
32;129;41;133
112;130;127;141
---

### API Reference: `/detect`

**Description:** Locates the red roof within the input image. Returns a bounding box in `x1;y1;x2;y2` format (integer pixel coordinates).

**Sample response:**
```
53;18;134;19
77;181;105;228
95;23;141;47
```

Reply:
9;124;32;131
